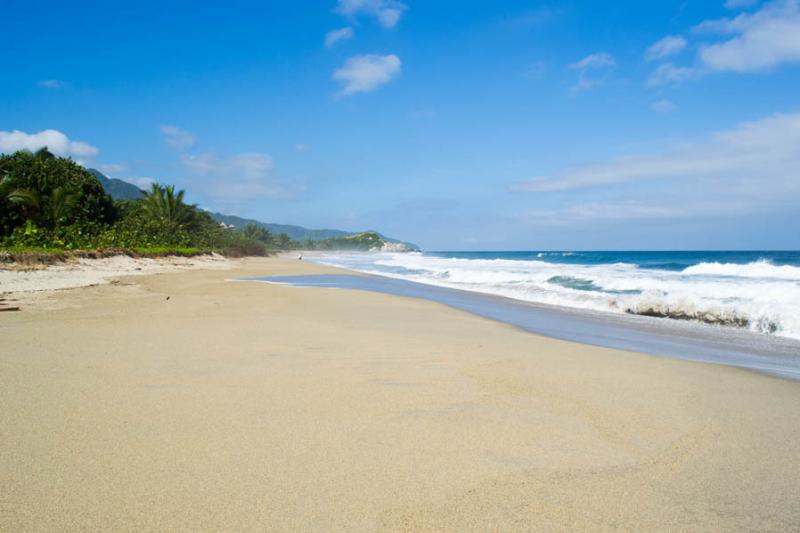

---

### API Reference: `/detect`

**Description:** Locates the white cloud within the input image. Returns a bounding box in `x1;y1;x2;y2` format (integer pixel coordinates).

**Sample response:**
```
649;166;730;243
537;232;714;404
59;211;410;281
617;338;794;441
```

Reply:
645;35;688;61
121;176;156;189
97;163;129;174
181;152;284;199
295;143;309;153
646;62;696;86
651;99;677;113
37;79;63;89
337;0;407;29
512;111;800;197
725;0;759;9
182;152;272;179
325;27;354;48
160;125;195;150
696;0;800;72
569;52;616;70
512;112;800;226
520;199;755;223
568;53;615;91
333;54;401;95
0;129;98;159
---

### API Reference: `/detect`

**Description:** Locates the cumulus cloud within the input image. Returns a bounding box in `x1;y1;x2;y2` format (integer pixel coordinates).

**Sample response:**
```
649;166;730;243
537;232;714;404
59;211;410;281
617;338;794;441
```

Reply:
325;27;354;48
337;0;407;29
568;52;615;91
160;125;195;150
333;54;401;95
0;129;98;159
645;35;688;61
512;111;800;196
651;99;677;113
696;0;800;72
37;79;63;89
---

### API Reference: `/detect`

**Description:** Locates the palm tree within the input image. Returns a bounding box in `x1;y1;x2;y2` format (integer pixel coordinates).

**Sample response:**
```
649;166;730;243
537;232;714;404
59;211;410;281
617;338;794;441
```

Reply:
142;183;194;228
3;186;77;229
1;161;41;222
48;187;78;228
243;223;272;243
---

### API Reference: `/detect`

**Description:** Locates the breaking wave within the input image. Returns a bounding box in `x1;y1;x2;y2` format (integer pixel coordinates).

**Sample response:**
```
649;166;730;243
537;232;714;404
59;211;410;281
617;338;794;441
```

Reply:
682;260;800;280
307;252;800;340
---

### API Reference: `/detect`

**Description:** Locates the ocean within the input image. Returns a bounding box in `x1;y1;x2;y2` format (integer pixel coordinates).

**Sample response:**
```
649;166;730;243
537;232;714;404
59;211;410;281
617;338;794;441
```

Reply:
306;250;800;341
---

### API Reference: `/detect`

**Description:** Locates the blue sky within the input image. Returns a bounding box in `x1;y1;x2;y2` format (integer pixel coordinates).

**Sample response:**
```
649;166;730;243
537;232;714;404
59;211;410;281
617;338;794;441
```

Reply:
2;0;799;250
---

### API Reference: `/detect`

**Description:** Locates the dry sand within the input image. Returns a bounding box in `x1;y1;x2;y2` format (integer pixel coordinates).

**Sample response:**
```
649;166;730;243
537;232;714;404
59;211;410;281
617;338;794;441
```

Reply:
1;256;799;532
0;254;231;295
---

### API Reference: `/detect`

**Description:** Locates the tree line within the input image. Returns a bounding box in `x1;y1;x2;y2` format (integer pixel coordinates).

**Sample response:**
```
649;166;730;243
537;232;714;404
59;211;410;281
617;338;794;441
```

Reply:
0;148;297;255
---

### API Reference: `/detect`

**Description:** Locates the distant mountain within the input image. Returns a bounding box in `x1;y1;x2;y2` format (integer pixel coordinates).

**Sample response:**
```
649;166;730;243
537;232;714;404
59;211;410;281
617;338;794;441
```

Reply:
87;169;145;200
209;212;349;241
90;168;419;250
210;212;419;250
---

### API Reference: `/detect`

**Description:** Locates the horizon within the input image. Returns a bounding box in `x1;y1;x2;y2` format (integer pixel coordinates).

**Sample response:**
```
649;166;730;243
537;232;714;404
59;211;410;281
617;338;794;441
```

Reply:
2;0;800;250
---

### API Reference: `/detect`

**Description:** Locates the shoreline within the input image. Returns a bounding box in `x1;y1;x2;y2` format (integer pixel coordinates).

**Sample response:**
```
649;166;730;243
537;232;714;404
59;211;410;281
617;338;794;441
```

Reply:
303;250;800;344
255;266;800;381
3;256;799;530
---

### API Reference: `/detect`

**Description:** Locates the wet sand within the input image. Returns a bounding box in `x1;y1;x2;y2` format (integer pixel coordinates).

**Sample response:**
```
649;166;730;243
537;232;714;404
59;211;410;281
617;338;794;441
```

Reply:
2;256;799;531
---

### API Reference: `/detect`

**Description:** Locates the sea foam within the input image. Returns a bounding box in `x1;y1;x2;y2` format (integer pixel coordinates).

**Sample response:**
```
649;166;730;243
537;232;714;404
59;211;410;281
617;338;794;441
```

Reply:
308;252;800;340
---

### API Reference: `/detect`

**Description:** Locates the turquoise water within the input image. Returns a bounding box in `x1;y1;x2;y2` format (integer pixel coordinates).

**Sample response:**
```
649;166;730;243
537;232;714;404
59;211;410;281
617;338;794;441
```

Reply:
426;250;800;270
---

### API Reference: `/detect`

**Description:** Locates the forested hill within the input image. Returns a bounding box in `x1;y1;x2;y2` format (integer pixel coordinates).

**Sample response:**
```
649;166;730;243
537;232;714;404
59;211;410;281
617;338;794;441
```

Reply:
87;169;144;200
210;212;349;241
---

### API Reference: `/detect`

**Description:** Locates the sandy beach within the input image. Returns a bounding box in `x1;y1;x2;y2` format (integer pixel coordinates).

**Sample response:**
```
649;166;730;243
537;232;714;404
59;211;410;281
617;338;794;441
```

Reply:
2;256;799;532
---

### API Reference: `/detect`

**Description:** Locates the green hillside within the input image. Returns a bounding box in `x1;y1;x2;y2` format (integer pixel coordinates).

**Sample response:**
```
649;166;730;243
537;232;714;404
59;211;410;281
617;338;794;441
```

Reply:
87;169;144;200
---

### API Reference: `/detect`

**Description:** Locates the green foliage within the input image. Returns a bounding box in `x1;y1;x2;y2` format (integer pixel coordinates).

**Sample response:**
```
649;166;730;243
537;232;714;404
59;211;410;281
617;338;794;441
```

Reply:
303;231;385;251
2;220;106;250
0;149;114;236
242;223;272;243
142;183;196;229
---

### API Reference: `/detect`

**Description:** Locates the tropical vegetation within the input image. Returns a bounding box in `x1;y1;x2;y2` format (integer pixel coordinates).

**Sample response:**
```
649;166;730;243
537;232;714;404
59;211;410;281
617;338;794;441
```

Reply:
0;149;292;256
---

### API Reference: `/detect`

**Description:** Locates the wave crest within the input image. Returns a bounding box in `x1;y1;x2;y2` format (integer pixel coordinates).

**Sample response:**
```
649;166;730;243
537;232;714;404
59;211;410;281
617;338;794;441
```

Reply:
682;260;800;280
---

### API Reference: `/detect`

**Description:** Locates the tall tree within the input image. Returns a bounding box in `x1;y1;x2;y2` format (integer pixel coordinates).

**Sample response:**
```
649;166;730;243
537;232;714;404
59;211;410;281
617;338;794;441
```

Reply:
142;183;194;228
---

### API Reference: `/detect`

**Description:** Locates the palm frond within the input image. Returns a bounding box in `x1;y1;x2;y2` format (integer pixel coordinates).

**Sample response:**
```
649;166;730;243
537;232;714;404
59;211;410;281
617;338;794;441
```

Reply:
7;188;41;209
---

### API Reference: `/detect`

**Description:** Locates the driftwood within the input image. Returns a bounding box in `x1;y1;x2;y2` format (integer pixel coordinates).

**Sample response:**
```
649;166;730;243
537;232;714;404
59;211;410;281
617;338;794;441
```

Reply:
0;297;20;312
